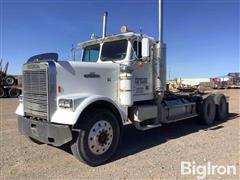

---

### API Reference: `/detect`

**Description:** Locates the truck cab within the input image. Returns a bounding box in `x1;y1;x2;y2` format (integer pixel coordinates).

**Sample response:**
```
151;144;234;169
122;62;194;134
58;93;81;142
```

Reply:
16;21;228;166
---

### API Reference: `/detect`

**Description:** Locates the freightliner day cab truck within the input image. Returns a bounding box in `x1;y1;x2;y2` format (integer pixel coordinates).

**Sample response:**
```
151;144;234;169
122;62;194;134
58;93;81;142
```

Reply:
16;1;228;166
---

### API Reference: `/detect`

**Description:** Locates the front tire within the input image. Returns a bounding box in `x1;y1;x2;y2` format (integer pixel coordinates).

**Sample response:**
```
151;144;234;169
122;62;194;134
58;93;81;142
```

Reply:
71;109;121;166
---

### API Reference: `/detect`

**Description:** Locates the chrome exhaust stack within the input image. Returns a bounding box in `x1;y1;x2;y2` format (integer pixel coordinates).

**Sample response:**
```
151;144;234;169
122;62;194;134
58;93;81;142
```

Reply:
102;12;108;38
155;0;166;95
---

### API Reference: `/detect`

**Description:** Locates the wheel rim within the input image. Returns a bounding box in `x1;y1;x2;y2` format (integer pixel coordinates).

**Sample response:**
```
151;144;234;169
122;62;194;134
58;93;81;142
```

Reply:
88;120;113;155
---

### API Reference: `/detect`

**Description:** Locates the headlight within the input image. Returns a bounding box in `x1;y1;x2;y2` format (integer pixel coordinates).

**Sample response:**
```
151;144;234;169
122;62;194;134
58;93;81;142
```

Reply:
58;99;73;109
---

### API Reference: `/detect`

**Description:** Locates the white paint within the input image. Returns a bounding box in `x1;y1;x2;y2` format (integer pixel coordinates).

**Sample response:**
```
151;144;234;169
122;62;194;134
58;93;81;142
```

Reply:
178;78;210;86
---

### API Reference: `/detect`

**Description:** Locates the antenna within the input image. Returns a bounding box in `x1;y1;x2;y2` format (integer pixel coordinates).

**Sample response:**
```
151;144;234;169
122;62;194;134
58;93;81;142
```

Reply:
139;27;143;36
158;0;163;44
168;66;171;80
71;44;75;61
0;58;2;71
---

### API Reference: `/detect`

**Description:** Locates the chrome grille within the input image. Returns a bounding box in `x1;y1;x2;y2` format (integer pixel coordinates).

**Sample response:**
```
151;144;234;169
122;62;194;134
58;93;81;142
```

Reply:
23;69;48;120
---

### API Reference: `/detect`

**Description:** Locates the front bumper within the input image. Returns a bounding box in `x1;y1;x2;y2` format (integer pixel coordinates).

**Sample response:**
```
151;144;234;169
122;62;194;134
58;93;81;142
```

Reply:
18;116;72;147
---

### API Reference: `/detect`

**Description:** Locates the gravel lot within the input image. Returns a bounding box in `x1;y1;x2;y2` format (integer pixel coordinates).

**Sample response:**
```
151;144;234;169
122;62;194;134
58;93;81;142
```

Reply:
0;89;239;179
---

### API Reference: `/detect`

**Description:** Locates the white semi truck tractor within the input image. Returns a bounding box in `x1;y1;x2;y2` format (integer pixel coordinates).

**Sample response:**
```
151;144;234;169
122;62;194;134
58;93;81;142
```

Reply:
16;1;228;166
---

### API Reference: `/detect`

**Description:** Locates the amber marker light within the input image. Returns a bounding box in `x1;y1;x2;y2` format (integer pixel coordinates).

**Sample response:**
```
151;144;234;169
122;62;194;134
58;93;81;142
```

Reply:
120;25;127;33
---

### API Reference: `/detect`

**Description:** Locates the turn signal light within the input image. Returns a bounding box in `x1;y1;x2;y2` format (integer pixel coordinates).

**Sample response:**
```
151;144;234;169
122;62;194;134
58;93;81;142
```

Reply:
137;61;143;69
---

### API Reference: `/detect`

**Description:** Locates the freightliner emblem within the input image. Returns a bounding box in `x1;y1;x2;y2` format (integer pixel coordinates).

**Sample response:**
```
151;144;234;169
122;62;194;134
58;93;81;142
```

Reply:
84;72;101;78
26;64;41;69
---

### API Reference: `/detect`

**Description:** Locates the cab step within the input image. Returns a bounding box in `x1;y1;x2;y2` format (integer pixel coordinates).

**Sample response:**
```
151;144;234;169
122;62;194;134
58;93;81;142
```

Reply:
166;113;198;123
134;122;162;131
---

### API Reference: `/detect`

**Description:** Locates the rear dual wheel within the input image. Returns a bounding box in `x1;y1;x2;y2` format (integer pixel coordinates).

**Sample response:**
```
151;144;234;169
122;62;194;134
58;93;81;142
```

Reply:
215;94;228;121
0;87;6;98
71;108;121;166
198;95;216;125
198;94;228;125
8;88;20;98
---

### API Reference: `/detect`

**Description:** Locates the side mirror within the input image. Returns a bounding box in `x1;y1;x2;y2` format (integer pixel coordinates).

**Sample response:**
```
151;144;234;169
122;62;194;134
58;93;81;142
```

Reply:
142;38;150;58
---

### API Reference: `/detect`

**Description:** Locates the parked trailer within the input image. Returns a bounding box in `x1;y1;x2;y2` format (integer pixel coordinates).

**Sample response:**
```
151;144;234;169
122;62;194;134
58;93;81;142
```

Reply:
227;73;240;88
210;74;240;89
16;1;228;166
0;60;21;98
0;86;21;98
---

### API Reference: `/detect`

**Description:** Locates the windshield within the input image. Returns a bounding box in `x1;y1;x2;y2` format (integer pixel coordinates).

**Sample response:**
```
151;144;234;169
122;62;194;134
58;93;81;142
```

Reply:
101;40;128;61
82;44;100;62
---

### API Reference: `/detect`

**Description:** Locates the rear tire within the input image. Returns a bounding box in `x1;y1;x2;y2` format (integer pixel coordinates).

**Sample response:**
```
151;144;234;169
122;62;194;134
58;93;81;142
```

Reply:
4;75;16;86
71;108;121;166
8;88;20;98
0;87;6;98
215;94;227;121
198;95;216;125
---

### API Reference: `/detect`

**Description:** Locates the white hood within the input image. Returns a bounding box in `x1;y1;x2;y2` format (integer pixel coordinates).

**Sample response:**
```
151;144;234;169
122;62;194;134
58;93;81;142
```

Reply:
55;61;120;102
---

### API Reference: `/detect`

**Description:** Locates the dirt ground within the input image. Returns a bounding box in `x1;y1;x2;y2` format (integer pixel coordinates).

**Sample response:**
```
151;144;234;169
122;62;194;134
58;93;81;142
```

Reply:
0;89;239;179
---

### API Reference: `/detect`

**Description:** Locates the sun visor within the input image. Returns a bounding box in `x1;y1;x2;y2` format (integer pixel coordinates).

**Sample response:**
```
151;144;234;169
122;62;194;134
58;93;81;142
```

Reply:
27;53;58;63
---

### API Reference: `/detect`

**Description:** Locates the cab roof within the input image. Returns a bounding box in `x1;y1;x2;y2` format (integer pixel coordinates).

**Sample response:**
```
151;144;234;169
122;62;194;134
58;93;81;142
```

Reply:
78;32;155;48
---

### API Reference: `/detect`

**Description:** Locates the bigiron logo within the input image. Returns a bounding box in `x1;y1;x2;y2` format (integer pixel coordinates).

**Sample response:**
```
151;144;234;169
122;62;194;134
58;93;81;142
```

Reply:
181;161;237;179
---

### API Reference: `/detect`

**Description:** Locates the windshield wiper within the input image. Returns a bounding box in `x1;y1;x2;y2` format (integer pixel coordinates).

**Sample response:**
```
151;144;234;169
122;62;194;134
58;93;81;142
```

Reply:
102;57;116;63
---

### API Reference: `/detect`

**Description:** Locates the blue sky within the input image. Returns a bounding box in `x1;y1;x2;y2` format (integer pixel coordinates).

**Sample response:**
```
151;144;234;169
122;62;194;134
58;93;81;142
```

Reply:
0;0;239;78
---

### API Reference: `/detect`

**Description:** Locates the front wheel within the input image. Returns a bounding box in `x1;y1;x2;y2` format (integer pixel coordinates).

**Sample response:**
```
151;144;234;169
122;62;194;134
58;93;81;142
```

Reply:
71;109;121;166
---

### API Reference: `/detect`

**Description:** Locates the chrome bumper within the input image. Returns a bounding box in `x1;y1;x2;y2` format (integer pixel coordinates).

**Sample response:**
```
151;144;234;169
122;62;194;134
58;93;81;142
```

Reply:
18;116;72;147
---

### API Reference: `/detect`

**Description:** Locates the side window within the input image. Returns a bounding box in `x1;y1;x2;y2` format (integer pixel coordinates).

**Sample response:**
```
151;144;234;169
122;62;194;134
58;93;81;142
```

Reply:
133;41;142;59
82;44;100;62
